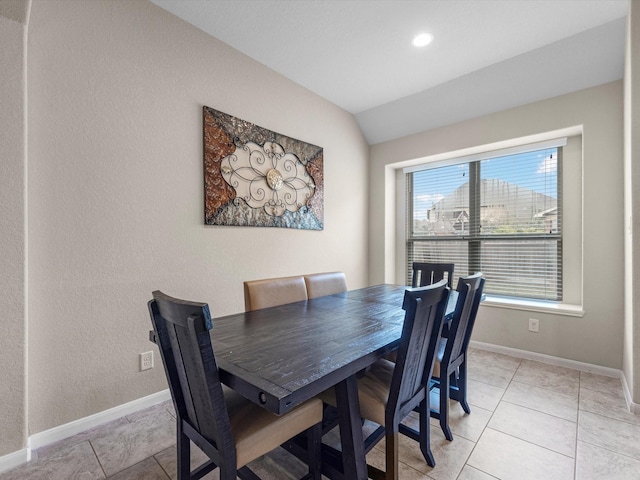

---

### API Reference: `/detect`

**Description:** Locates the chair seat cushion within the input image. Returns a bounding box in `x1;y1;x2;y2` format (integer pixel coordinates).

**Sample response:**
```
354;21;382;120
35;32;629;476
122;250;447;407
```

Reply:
357;359;395;426
224;387;323;468
432;338;446;378
318;359;395;427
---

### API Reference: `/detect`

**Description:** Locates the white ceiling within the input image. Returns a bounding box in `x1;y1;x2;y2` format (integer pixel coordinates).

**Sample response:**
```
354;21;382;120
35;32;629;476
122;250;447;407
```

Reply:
151;0;629;144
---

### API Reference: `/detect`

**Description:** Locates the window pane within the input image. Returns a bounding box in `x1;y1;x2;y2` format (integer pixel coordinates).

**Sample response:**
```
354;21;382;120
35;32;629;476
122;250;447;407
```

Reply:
407;143;562;301
407;240;469;285
412;163;469;236
479;149;559;235
480;239;561;300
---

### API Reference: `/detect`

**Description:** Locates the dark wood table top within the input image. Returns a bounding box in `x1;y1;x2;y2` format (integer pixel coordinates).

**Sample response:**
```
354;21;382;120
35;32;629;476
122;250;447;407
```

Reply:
210;284;456;415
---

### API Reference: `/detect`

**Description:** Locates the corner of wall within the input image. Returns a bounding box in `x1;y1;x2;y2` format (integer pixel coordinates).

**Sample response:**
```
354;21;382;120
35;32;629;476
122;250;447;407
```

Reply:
0;2;29;458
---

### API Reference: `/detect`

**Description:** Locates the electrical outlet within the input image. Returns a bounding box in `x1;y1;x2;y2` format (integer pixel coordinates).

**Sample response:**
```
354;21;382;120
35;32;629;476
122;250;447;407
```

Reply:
140;351;154;371
528;318;540;333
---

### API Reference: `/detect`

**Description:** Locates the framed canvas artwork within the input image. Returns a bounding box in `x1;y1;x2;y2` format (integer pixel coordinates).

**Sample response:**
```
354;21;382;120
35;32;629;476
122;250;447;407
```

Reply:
203;106;324;230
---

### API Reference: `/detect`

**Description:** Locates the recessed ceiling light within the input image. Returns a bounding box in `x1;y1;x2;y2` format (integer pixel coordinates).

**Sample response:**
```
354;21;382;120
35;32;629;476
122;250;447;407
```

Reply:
413;33;434;47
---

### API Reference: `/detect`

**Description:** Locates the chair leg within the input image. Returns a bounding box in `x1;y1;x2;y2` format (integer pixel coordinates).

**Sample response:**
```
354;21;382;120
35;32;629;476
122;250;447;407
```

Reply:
458;362;471;414
440;372;453;441
419;399;435;467
385;431;400;480
177;422;190;480
308;422;322;480
237;466;260;480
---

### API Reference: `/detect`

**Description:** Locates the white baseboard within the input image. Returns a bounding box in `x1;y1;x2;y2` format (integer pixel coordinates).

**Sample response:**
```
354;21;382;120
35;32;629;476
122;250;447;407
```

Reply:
469;340;621;377
469;341;640;414
621;373;640;414
29;389;171;451
0;389;171;474
0;448;30;475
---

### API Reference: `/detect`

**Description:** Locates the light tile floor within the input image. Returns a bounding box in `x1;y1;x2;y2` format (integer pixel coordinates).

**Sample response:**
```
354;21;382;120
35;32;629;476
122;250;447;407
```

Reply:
2;348;639;479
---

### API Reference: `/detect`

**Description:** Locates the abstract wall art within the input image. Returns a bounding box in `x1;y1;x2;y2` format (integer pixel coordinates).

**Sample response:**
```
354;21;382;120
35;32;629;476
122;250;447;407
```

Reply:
203;106;324;230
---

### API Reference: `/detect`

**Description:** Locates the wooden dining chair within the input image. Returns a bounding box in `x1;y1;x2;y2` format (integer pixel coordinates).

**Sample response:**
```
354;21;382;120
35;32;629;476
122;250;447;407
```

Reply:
411;262;455;288
430;273;485;441
320;280;450;476
148;291;323;480
385;263;453;365
303;272;347;299
243;275;308;311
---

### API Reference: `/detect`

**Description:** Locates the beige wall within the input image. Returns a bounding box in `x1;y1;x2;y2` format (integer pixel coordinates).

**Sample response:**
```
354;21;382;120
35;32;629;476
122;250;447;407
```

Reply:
0;4;29;456
624;0;640;405
22;0;369;435
370;81;624;369
2;0;637;462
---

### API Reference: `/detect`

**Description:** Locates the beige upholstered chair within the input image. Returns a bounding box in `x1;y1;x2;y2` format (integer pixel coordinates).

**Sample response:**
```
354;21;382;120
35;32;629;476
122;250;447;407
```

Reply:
303;272;347;299
148;291;323;480
243;275;308;311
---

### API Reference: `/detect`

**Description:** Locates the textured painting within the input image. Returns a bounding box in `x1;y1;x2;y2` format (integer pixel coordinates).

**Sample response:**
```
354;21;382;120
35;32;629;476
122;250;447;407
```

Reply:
203;106;324;230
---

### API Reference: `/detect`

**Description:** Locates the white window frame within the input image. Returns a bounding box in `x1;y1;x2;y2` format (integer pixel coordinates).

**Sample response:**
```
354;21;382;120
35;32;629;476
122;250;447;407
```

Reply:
394;129;584;317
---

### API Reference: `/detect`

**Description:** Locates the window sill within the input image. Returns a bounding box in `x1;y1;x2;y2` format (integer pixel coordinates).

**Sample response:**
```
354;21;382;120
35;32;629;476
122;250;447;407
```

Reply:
481;295;584;317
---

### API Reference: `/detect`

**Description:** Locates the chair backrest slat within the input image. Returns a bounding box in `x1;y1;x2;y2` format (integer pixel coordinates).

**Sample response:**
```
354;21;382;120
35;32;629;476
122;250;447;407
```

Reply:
445;273;485;365
411;262;455;288
387;280;449;424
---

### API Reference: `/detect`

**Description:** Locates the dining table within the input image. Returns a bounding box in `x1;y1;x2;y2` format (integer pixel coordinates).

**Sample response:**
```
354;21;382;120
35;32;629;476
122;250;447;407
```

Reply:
152;284;457;479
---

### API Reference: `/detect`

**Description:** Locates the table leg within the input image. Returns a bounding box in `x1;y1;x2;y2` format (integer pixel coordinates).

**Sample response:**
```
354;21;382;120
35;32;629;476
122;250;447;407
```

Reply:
334;375;368;480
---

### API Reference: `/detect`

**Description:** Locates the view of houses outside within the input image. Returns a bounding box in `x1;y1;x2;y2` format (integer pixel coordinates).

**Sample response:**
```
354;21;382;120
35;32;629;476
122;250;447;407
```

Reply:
415;178;557;236
408;148;562;301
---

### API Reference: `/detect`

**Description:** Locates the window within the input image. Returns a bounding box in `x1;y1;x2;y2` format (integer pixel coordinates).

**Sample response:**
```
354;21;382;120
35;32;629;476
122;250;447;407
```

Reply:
406;140;564;301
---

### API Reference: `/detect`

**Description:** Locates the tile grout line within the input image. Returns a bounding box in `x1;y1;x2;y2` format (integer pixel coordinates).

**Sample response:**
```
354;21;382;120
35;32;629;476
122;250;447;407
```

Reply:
497;398;578;424
456;356;522;480
574;372;581;480
87;439;108;479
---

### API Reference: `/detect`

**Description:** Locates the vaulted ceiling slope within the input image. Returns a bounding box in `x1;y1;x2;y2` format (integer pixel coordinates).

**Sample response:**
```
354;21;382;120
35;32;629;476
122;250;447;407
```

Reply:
151;0;629;145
